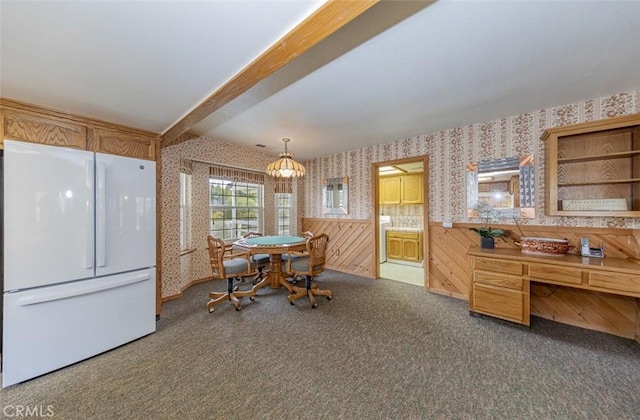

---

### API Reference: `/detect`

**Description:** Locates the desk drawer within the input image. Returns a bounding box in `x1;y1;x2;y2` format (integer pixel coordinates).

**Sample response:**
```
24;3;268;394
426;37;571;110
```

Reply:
474;271;524;291
529;263;583;286
472;284;526;324
474;257;523;276
588;272;640;297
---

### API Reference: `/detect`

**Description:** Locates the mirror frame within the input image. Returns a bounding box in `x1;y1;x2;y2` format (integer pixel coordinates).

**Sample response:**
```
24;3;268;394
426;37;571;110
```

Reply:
467;155;535;219
322;177;349;215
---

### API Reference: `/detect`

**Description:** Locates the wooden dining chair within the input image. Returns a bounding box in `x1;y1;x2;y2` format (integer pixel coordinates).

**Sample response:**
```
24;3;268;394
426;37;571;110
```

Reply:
282;231;313;284
286;233;332;308
206;235;257;312
241;232;271;284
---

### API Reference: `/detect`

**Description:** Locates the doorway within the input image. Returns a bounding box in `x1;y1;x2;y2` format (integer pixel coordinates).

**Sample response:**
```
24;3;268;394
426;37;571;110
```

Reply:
373;155;429;289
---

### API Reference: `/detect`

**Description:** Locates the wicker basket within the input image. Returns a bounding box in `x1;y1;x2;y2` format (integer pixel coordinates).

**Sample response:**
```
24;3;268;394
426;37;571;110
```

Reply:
520;237;573;256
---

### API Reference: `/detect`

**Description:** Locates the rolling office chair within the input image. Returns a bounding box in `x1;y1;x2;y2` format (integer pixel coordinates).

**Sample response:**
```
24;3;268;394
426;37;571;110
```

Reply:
282;231;313;284
206;235;257;312
286;233;332;308
241;232;271;285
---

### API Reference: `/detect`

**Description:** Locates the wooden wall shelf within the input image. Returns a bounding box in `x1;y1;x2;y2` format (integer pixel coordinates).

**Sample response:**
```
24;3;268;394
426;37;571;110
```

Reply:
558;178;640;187
542;113;640;217
558;150;640;164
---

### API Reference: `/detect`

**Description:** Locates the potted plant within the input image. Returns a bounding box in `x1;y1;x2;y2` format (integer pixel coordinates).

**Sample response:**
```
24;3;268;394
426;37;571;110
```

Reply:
470;202;505;249
471;226;505;249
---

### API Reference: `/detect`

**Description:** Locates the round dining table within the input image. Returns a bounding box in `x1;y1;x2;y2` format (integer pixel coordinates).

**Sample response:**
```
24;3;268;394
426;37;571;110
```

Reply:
233;235;307;293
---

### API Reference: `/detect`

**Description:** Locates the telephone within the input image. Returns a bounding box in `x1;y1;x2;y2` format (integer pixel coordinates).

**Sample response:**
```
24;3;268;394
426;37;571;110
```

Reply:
581;238;605;258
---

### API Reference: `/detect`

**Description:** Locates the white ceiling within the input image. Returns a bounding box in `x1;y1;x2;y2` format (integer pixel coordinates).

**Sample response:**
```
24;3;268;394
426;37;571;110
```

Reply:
2;1;639;161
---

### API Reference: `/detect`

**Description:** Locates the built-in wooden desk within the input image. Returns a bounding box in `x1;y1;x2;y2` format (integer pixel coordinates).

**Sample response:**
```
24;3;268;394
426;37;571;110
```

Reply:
467;247;640;343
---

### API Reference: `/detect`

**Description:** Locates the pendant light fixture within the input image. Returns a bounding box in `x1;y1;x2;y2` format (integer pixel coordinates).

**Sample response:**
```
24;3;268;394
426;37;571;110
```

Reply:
266;138;306;178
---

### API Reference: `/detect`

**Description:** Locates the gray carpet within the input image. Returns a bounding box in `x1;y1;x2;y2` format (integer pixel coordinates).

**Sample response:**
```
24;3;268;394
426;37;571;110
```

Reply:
1;270;639;419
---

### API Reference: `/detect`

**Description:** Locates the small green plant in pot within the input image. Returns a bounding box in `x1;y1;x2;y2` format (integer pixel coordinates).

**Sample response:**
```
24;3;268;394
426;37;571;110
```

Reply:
471;226;505;249
470;202;505;249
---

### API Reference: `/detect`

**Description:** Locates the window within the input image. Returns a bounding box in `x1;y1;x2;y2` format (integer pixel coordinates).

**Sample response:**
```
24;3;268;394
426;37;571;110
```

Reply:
210;178;263;240
179;167;192;250
276;193;293;235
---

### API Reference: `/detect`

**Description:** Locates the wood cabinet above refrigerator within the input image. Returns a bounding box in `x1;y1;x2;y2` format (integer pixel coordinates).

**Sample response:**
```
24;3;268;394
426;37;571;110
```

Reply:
0;98;158;160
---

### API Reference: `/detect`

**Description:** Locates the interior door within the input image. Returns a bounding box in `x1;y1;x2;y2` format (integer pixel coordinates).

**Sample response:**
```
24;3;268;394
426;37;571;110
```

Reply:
375;157;428;286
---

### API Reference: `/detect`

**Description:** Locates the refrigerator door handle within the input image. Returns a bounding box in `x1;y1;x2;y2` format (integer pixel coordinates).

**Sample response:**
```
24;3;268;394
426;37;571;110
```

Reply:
96;160;107;267
16;274;151;306
85;159;95;269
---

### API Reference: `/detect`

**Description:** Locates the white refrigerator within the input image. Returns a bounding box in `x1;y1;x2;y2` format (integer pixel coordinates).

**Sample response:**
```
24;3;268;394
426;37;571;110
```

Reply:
2;140;156;387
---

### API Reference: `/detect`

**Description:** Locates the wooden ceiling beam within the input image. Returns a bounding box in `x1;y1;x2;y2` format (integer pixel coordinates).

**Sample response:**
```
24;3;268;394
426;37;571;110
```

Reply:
160;0;379;147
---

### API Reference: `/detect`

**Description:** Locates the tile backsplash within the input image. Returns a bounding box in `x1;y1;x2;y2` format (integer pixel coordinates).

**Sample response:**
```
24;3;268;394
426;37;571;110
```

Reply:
380;204;424;228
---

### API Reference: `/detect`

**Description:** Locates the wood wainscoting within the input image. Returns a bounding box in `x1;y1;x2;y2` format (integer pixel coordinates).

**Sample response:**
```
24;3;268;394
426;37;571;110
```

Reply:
302;218;376;278
305;217;640;339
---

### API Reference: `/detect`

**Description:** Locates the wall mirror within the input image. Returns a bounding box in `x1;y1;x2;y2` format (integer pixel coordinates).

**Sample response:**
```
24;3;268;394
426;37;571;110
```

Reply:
467;155;535;219
322;177;349;215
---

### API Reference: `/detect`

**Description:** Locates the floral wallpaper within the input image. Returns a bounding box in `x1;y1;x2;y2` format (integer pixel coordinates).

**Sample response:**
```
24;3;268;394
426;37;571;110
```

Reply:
161;89;639;299
302;89;640;230
161;137;301;298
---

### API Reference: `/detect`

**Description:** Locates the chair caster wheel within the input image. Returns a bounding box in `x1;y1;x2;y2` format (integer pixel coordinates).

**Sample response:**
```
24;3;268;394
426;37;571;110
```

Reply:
250;296;255;301
236;306;242;311
290;301;295;305
327;296;332;300
312;303;318;309
208;307;214;313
